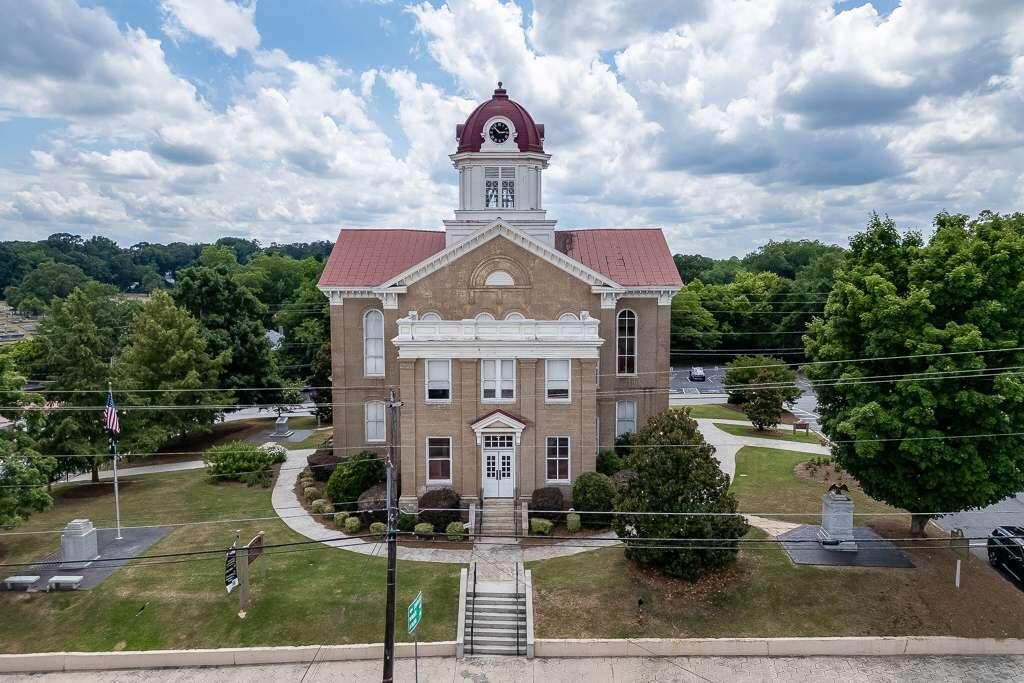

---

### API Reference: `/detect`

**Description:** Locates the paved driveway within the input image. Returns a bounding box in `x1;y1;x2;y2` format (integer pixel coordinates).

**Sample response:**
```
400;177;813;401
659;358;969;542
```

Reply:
935;494;1024;560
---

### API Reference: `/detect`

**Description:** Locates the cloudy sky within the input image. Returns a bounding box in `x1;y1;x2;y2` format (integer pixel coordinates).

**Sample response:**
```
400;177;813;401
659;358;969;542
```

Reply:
0;0;1022;258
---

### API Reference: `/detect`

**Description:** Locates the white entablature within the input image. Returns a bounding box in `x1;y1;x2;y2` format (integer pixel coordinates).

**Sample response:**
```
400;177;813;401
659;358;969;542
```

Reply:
392;312;602;360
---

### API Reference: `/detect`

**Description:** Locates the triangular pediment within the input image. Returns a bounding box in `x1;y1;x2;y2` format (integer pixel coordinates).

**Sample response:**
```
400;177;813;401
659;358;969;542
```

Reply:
377;220;621;290
470;409;528;436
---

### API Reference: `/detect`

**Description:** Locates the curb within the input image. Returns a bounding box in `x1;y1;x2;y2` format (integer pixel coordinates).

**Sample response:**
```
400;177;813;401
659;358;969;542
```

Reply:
3;637;1024;673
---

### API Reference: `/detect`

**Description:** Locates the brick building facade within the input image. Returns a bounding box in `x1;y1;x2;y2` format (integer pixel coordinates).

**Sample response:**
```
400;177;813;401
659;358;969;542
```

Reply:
318;85;681;511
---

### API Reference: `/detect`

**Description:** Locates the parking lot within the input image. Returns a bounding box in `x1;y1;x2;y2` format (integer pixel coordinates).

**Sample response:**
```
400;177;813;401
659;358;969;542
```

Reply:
670;364;728;394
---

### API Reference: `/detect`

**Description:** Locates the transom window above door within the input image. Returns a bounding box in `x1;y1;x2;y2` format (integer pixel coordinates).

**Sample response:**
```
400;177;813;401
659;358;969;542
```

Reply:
481;358;515;401
483;434;514;449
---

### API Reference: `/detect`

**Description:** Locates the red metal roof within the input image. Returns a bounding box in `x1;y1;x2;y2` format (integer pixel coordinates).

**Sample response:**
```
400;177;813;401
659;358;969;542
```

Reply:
456;83;545;154
318;229;445;287
555;229;683;287
319;227;682;288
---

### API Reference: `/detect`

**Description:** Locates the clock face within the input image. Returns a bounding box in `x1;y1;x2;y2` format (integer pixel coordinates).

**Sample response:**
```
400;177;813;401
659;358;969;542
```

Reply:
488;121;510;144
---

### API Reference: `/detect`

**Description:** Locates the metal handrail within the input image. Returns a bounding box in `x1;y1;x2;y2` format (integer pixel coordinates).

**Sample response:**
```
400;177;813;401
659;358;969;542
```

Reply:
515;562;521;655
468;562;477;655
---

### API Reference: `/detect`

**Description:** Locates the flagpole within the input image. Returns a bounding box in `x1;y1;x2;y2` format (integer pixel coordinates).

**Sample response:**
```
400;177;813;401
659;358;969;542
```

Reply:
108;382;122;541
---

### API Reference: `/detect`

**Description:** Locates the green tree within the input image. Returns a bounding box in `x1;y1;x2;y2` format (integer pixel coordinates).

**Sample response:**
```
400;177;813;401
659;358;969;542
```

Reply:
805;212;1024;535
4;260;90;311
113;292;231;453
612;409;747;580
670;287;720;351
36;285;134;481
173;263;280;403
724;355;801;405
741;239;845;280
0;439;55;528
673;254;715;283
740;371;791;431
238;253;321;322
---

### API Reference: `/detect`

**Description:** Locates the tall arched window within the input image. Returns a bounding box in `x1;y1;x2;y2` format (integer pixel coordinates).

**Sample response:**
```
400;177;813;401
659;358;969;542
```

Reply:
363;310;384;376
617;309;636;375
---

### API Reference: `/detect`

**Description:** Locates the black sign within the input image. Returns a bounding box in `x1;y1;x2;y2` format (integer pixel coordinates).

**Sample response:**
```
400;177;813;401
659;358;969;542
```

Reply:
225;547;239;594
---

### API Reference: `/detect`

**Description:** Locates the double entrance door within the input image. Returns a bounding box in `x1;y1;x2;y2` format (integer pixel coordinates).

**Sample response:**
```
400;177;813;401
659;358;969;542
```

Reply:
482;433;515;498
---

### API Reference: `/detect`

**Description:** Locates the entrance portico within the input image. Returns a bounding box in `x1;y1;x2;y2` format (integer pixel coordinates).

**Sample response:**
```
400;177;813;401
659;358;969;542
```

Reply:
471;410;526;500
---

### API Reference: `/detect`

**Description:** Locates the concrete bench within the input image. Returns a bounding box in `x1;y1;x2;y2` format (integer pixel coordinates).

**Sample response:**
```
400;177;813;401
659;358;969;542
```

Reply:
48;575;84;591
2;575;40;591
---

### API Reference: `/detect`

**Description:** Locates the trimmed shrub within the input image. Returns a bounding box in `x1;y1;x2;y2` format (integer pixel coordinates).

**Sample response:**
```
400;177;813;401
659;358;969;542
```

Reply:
397;512;416;533
307;448;342;482
572;472;615;528
343;516;362;534
333;511;349;526
369;521;387;539
304;486;321;501
204;441;273;481
446;521;467;541
325;451;385;510
529;487;564;521
311;498;330;514
566;512;581;534
357;483;388;525
597;449;624;475
258;442;288;464
530;517;554;536
414;522;434;539
417;488;461;530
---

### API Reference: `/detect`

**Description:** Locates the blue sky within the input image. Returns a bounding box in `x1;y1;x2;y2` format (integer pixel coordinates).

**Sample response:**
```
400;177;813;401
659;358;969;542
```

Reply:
0;0;1021;258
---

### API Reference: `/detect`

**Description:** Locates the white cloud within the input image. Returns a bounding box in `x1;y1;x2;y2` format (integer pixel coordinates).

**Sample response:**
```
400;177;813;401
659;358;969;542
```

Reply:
160;0;260;56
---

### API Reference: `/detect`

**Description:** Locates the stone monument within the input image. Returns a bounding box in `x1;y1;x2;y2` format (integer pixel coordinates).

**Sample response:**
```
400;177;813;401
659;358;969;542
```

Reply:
273;415;293;437
61;518;100;568
817;489;858;552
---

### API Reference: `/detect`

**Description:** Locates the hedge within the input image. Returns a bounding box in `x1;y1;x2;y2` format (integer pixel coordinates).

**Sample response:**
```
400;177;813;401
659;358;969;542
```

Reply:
446;521;467;541
343;516;362;534
325;451;385;510
204;441;274;481
414;522;434;539
529;487;564;521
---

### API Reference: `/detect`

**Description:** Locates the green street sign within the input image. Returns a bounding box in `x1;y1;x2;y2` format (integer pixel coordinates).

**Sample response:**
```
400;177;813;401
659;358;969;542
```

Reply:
407;591;422;633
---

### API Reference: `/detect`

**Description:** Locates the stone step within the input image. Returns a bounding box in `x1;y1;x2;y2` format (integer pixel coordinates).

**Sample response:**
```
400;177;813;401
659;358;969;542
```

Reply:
468;601;525;613
467;613;527;626
469;625;523;636
466;643;525;656
470;595;524;605
469;591;523;599
467;635;525;648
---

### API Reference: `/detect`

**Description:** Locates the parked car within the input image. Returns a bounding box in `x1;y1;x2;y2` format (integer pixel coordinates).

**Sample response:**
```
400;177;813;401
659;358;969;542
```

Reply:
988;525;1024;583
688;367;706;381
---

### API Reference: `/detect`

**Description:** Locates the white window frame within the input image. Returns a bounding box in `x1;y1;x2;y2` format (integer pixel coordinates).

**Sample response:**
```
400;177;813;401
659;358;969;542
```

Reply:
504;311;525;321
425;358;452;403
545;436;571;483
420;311;441;321
484;270;514;286
480;358;516;403
616;308;637;376
616;400;637;437
545;358;571;403
364;400;385;443
425;436;452;484
484;166;515;209
363;309;385;377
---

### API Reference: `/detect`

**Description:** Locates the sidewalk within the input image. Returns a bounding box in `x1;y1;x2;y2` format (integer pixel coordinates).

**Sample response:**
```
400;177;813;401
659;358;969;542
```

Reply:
5;654;1020;682
694;418;830;478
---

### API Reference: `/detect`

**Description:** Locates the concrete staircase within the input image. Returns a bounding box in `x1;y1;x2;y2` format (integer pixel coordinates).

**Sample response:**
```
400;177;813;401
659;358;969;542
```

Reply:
461;565;529;656
479;498;517;539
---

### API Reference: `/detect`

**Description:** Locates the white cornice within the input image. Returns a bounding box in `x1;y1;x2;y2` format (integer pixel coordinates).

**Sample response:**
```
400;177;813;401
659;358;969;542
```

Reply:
316;285;408;306
377;219;622;290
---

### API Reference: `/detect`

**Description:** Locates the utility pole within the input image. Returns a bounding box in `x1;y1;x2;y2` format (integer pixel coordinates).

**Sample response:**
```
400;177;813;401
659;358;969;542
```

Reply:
382;389;402;683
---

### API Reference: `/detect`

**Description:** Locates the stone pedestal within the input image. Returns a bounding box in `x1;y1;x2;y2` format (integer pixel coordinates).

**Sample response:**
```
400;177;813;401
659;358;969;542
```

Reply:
61;519;99;568
273;416;293;437
817;492;858;552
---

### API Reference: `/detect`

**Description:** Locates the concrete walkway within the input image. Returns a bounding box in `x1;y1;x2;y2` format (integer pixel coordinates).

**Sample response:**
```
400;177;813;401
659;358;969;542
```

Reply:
11;655;1022;682
694;418;831;479
68;459;205;482
270;449;619;565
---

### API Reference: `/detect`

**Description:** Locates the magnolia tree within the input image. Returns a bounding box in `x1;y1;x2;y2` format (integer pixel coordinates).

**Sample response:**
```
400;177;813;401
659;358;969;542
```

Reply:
805;212;1024;535
613;409;747;581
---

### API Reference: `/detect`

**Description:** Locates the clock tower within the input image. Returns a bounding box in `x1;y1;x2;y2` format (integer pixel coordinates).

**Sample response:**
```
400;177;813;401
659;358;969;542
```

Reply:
444;83;555;247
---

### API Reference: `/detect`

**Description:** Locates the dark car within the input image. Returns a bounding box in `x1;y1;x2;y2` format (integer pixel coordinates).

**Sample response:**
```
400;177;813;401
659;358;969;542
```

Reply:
988;525;1024;583
688;367;706;382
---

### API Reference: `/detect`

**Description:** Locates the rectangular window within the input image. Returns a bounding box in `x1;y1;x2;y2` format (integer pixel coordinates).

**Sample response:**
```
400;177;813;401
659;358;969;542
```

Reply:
426;437;452;482
546;436;570;482
616;400;636;437
425;359;451;402
481;359;515;401
485;167;515;209
365;401;385;443
545;359;571;402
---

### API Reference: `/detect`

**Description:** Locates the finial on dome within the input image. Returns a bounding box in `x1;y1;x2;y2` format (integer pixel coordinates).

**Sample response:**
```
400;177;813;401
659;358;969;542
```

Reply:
498;81;502;88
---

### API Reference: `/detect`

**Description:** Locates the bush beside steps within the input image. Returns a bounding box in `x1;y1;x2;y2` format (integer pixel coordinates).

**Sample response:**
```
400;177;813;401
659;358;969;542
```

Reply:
530;517;554;536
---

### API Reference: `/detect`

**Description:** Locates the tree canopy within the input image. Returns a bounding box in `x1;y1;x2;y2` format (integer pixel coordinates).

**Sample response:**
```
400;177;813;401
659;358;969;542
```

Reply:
805;212;1024;533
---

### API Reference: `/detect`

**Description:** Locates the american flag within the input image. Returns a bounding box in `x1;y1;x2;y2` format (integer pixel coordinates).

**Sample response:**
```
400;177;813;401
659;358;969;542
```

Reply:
104;389;120;435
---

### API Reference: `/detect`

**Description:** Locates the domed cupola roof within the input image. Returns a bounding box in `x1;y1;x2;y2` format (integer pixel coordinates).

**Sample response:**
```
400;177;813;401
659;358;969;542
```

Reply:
455;83;545;153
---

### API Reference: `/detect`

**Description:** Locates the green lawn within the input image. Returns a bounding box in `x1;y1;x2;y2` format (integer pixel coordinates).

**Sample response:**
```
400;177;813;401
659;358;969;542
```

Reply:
713;421;823;445
729;446;900;524
0;470;460;653
676;404;747;420
528;532;1024;639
